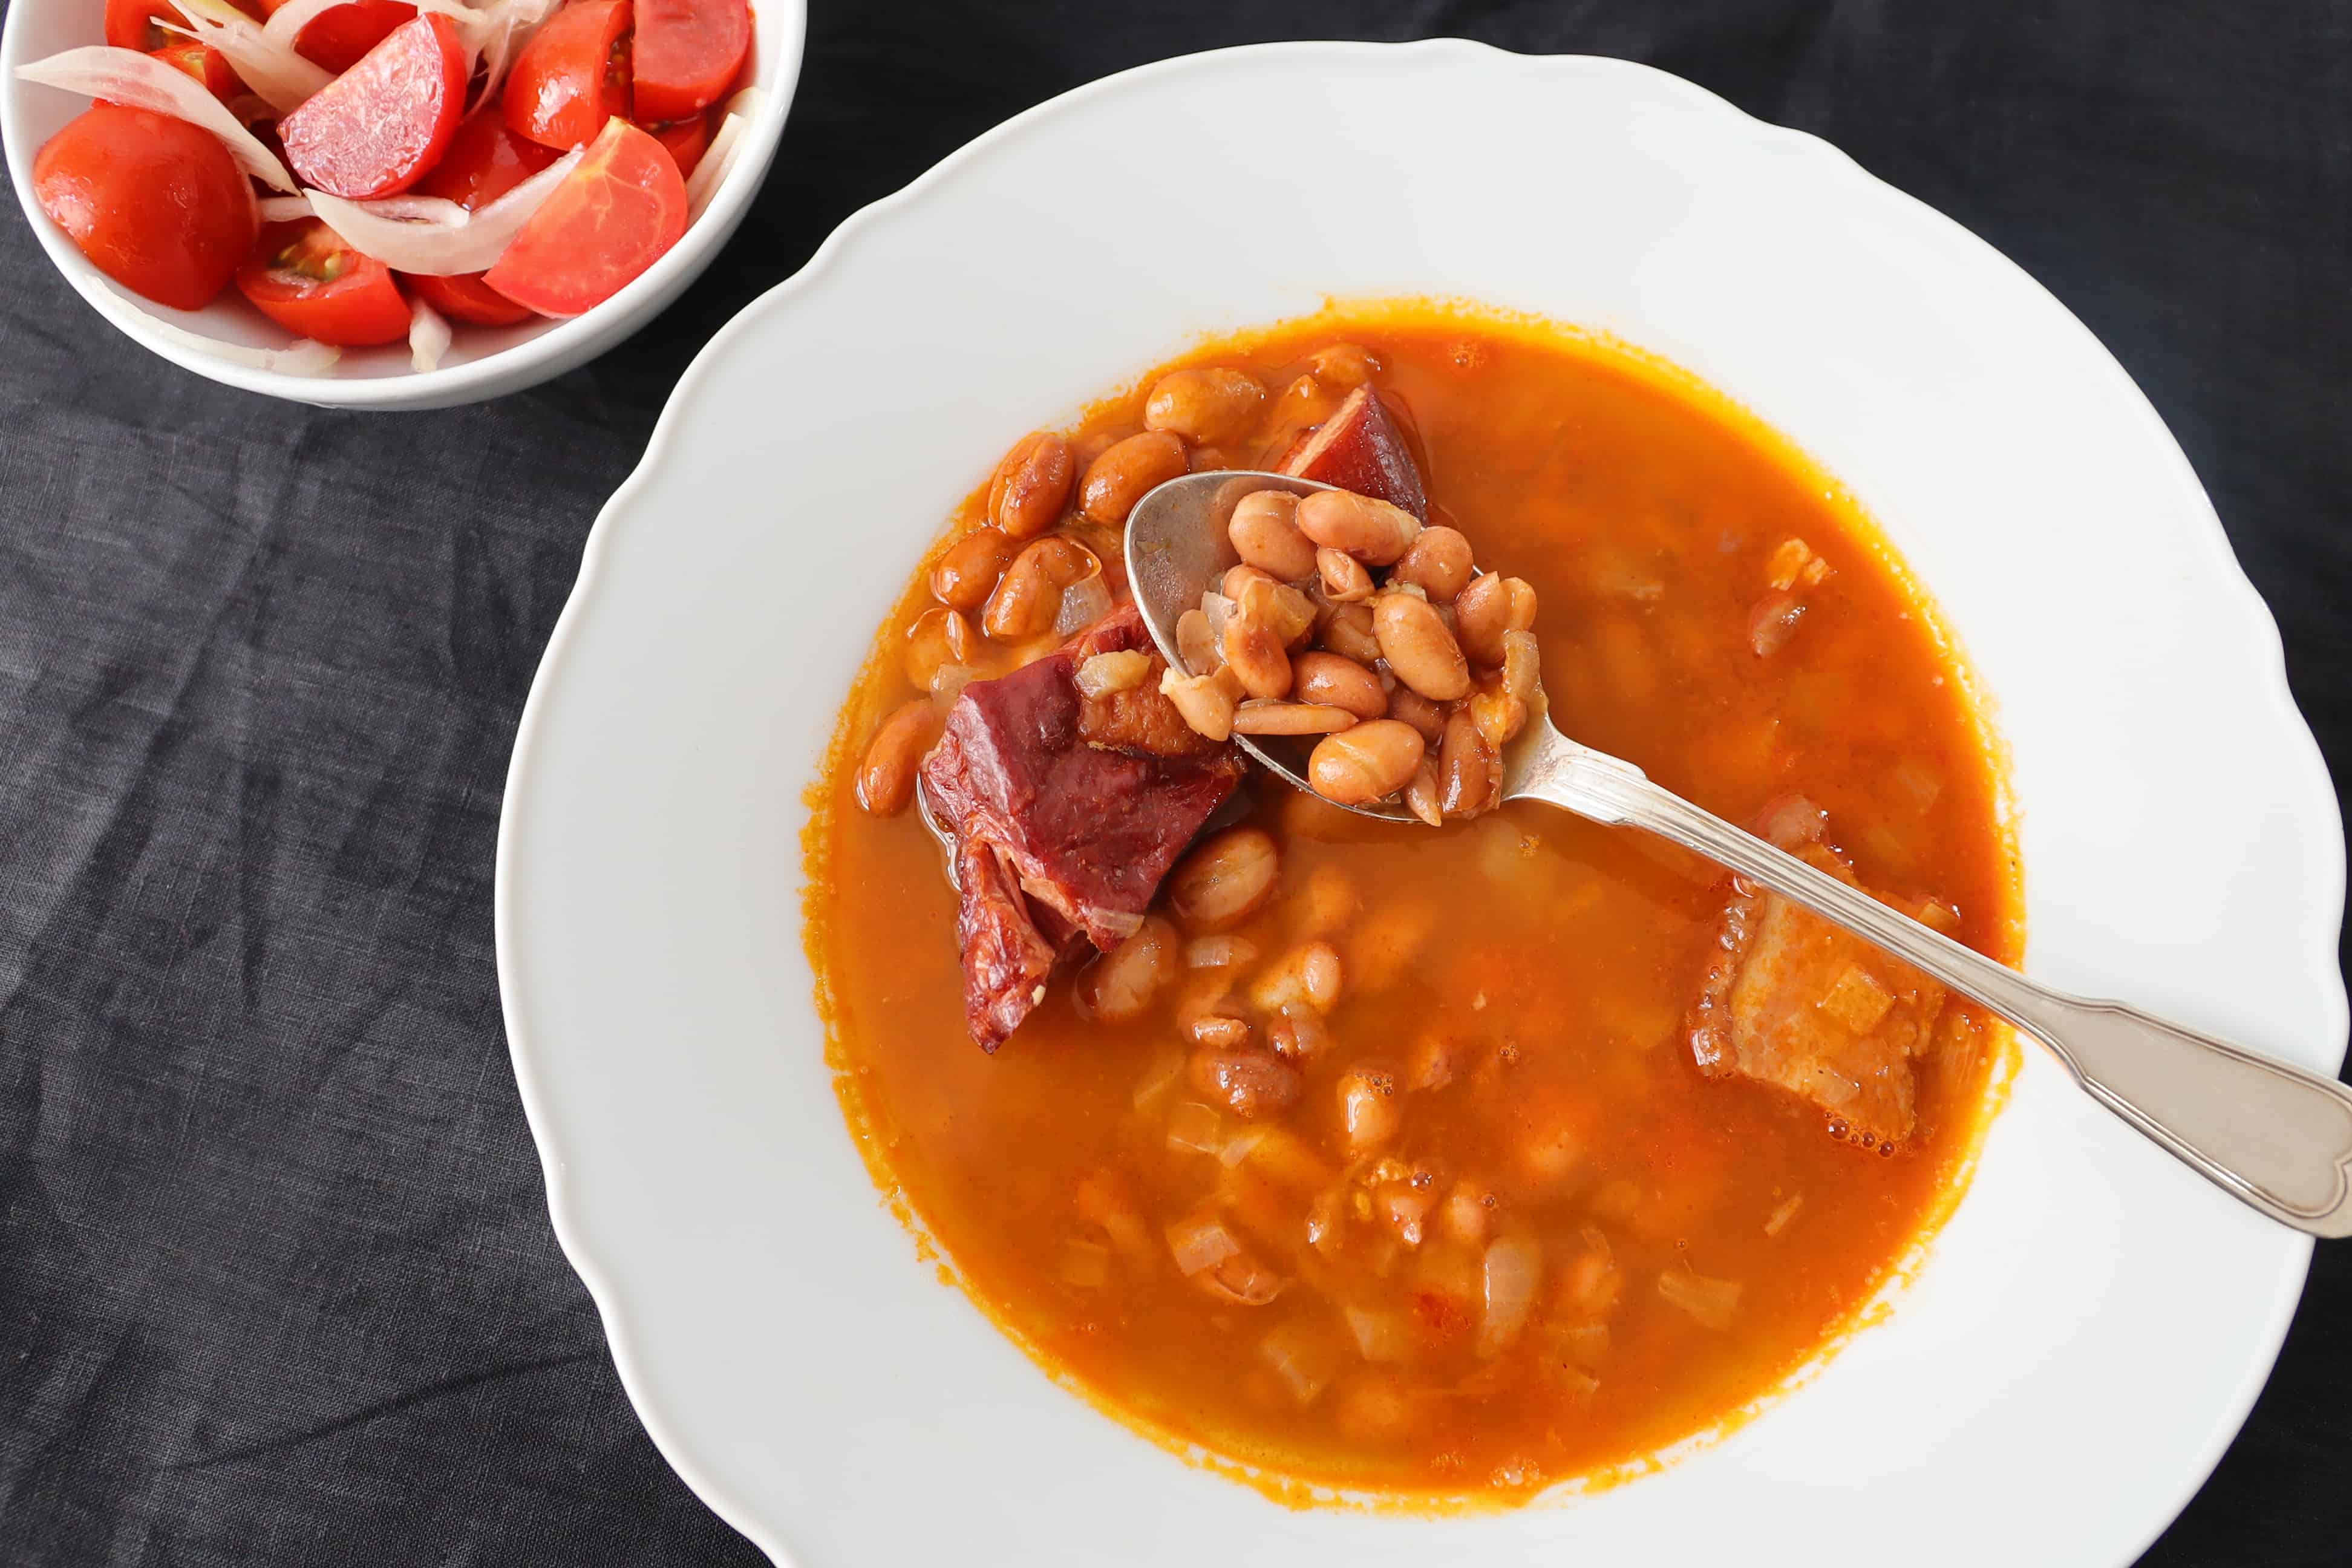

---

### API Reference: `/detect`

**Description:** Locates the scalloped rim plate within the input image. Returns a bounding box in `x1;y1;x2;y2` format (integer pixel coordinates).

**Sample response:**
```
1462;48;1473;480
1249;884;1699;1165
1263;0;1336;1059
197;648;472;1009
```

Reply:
495;41;2345;1567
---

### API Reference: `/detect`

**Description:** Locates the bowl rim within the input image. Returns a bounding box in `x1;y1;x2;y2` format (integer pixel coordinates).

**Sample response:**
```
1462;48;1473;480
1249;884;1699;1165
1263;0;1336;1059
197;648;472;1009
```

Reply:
494;37;2347;1566
0;0;808;407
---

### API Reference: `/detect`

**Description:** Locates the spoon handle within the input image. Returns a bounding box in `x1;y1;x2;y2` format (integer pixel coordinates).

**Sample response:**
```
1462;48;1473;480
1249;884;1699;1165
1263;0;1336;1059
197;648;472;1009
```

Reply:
1525;746;2352;1238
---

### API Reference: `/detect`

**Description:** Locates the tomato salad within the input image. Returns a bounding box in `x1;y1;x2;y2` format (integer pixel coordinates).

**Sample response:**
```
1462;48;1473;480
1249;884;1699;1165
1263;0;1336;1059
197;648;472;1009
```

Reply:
18;0;757;373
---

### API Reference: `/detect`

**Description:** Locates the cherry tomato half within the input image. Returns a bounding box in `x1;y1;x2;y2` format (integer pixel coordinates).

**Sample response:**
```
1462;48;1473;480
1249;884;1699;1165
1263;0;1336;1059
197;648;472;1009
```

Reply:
632;0;746;125
147;41;243;105
278;13;467;198
103;0;262;53
401;112;560;326
33;103;256;310
505;0;632;152
644;111;712;178
235;219;411;345
260;0;418;75
483;117;685;318
405;272;534;327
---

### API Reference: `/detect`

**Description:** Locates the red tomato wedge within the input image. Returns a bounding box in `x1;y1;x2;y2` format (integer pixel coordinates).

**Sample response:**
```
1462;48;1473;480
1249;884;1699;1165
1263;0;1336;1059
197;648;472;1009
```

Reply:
644;111;713;178
147;41;243;105
632;0;746;124
260;0;418;74
483;118;685;318
278;13;467;198
406;272;535;327
34;103;256;310
401;111;560;325
505;0;633;152
103;0;263;52
236;218;411;345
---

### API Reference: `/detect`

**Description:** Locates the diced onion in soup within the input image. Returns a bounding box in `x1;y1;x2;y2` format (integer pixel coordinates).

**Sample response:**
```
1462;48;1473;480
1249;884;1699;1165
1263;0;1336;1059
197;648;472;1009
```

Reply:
929;662;977;711
1344;1305;1411;1364
1475;1236;1542;1357
1217;1125;1266;1168
1658;1269;1743;1330
1259;1319;1339;1404
1053;572;1114;636
1165;1100;1224;1156
1130;1045;1186;1111
16;47;297;192
1057;1238;1110;1289
1763;1194;1804;1236
1201;590;1237;643
1165;1209;1241;1276
1074;649;1149;698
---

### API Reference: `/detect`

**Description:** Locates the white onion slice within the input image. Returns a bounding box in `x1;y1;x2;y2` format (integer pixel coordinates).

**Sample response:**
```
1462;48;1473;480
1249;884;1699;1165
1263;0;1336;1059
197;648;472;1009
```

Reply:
1053;573;1114;637
302;145;580;274
469;0;561;109
16;46;298;191
407;295;452;372
683;112;743;220
256;195;313;222
166;0;330;114
1475;1236;1541;1357
95;281;339;376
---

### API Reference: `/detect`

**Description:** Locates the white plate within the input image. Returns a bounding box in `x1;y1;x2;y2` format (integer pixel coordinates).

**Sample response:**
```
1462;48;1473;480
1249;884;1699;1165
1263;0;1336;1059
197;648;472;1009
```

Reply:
495;41;2346;1567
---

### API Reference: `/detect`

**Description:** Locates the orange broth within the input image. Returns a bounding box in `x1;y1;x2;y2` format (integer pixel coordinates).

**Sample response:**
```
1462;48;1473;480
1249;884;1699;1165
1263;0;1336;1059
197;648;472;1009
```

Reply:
806;302;2020;1504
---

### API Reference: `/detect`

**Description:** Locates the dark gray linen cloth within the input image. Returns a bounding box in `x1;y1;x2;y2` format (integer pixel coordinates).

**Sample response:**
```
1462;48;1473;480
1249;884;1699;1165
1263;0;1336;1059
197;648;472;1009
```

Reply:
2;2;2344;1561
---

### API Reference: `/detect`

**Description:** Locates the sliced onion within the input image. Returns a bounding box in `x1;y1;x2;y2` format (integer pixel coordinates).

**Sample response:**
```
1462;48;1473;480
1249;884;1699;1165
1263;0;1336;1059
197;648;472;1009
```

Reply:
1657;1269;1742;1331
256;195;313;222
94;281;339;376
1129;1045;1186;1112
16;47;297;191
927;662;977;712
165;0;328;114
1217;1125;1265;1169
1475;1236;1541;1357
1259;1321;1336;1403
684;108;746;221
1184;933;1256;970
1195;1252;1285;1307
1165;1209;1240;1277
1053;573;1114;637
407;295;452;372
1057;1238;1109;1289
303;146;580;274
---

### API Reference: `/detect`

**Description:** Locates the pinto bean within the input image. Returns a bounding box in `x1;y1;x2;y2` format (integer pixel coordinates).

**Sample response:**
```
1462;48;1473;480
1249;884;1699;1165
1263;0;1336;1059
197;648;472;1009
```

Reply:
1236;577;1318;647
1189;1043;1302;1121
1231;701;1357;736
983;535;1095;640
1145;367;1265;445
1307;719;1426;805
1390;526;1474;602
987;432;1074;541
1160;664;1243;741
1439;707;1497;817
1187;1013;1255;1050
1314;601;1382;663
1167;826;1279;931
1249;939;1344;1014
1373;592;1471;701
1316;547;1374;604
1307;342;1379;387
902;606;976;692
1295;490;1422;566
1227;489;1318;581
1402;760;1443;826
931;528;1016;613
1074;915;1177;1022
1292;652;1386;719
1079;431;1187;526
855;699;939;816
1386;685;1445;743
1456;573;1538;665
1221;604;1292;700
1224;563;1278;599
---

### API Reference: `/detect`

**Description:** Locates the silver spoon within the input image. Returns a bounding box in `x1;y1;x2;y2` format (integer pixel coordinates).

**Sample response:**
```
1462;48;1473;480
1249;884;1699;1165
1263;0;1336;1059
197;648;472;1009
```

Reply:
1126;469;2352;1238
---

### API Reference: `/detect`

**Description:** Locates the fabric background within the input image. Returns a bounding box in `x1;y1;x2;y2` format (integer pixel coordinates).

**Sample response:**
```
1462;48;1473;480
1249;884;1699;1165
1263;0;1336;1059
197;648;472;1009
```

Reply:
2;2;2345;1563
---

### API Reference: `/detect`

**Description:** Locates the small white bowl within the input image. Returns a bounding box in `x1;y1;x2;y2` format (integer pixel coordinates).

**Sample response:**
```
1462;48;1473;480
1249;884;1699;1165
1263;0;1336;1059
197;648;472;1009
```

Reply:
0;0;805;409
